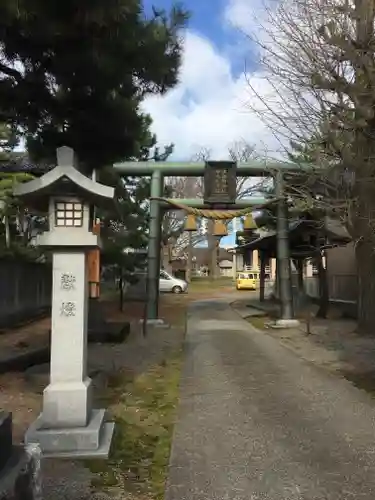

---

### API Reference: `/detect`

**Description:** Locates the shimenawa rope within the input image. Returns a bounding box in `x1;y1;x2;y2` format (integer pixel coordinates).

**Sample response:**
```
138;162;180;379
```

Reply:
151;197;264;220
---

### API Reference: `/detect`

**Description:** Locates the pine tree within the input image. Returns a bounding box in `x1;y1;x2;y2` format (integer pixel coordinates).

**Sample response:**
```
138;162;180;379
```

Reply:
0;0;189;169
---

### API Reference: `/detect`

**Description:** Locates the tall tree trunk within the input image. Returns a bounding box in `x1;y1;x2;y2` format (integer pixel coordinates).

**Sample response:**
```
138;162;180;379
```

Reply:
352;0;375;333
351;138;375;332
356;238;375;333
207;220;218;280
352;189;375;333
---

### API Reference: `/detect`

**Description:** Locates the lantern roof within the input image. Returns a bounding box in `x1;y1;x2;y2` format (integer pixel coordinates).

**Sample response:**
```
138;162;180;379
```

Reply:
13;146;114;211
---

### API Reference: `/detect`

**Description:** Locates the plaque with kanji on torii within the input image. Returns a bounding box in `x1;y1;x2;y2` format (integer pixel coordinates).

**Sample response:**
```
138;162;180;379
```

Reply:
204;161;237;205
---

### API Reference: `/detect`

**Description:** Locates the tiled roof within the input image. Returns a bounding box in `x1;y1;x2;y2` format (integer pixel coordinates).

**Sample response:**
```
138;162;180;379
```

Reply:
0;157;53;176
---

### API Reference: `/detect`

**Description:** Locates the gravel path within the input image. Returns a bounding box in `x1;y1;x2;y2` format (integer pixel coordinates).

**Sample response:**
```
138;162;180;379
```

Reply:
166;299;375;500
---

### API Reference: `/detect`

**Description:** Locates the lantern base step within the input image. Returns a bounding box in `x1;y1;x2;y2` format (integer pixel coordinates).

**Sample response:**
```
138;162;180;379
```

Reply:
24;409;114;459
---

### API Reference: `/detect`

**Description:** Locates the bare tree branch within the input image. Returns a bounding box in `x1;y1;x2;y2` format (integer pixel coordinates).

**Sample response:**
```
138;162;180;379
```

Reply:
241;0;375;331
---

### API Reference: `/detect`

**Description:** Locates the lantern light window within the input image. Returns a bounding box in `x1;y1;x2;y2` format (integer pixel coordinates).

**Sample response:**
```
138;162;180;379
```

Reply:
55;201;83;227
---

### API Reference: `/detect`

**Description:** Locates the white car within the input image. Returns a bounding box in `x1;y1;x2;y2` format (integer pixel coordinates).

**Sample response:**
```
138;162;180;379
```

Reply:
159;270;188;294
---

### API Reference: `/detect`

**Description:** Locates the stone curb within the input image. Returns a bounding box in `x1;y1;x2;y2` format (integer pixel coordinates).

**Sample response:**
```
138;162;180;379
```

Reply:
229;301;268;317
230;309;265;336
0;346;50;375
0;307;50;335
0;322;131;375
244;302;274;312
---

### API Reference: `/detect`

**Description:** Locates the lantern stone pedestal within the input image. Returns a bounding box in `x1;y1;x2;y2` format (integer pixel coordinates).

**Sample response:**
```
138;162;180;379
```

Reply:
14;146;115;458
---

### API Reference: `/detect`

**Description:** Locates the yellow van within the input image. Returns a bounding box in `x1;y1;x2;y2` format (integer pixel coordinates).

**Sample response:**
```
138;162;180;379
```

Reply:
236;271;260;290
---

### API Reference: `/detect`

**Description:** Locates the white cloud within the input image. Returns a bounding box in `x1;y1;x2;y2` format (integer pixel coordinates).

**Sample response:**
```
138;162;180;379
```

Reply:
224;0;263;32
141;15;281;161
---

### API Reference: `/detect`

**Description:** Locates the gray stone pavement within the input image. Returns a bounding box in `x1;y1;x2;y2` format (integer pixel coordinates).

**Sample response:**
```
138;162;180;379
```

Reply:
165;299;375;500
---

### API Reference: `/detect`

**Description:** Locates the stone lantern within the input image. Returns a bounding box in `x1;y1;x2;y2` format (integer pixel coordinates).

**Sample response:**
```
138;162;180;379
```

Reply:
13;146;115;458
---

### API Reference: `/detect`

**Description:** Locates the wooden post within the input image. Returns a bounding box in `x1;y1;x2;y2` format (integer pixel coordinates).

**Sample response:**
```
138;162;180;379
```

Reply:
88;220;101;298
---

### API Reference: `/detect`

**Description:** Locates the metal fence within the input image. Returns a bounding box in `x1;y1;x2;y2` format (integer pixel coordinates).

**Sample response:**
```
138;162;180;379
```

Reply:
0;259;52;329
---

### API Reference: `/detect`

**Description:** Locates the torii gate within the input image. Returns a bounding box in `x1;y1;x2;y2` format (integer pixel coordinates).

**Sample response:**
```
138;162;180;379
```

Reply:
113;160;310;327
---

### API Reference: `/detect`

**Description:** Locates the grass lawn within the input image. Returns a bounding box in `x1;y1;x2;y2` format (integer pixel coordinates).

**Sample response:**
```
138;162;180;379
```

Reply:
86;350;183;500
190;277;233;284
189;277;234;293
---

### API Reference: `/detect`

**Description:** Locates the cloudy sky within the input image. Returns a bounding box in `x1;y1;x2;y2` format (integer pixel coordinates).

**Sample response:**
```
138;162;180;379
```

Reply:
142;0;278;161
